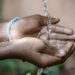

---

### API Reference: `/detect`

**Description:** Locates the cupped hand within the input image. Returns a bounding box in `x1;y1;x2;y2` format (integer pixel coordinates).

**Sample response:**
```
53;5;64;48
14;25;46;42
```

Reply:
10;14;60;39
10;14;75;41
37;26;75;67
9;14;75;68
5;37;74;68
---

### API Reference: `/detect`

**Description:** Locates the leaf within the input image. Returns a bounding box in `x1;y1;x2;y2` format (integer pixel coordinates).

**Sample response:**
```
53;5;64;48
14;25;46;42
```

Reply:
42;66;59;75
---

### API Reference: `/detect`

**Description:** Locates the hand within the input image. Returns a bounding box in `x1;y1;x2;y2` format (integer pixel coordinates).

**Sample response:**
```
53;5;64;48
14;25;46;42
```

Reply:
0;14;75;67
1;14;74;42
10;14;75;40
9;14;75;67
10;14;60;39
0;37;74;68
37;26;75;67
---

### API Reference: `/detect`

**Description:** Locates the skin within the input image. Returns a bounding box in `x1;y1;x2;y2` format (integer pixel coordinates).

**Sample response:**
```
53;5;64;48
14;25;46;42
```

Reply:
0;15;75;68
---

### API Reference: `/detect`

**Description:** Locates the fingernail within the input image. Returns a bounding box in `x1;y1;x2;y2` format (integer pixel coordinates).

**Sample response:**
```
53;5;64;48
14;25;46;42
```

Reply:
52;18;60;23
56;18;60;20
65;29;73;34
52;18;60;20
72;34;75;39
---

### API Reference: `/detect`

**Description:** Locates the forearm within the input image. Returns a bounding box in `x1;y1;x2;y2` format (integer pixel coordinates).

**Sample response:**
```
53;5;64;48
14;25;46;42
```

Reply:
0;41;12;60
0;40;24;60
0;37;35;60
0;39;24;60
0;17;40;41
0;22;8;42
0;37;45;62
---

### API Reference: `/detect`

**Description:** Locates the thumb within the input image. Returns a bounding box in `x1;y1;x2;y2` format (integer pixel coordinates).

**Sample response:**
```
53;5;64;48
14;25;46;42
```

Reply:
42;17;60;25
51;18;60;24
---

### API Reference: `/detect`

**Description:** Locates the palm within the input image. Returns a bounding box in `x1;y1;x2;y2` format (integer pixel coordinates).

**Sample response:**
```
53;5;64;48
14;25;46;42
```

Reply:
11;15;59;39
38;26;74;62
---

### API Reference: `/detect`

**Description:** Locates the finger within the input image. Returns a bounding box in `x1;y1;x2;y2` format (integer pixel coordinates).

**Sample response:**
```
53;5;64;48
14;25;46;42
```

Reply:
51;18;60;24
49;33;75;40
70;42;75;54
35;52;61;68
56;41;73;58
49;25;73;35
74;42;75;48
62;41;74;61
63;41;74;53
42;17;60;25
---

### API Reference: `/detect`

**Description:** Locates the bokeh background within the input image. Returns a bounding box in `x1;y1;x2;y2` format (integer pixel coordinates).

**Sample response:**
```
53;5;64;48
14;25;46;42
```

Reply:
0;0;75;75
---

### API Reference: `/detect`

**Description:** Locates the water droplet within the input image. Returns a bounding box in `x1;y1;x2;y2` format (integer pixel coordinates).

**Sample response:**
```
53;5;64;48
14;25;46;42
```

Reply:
45;12;48;16
42;0;48;3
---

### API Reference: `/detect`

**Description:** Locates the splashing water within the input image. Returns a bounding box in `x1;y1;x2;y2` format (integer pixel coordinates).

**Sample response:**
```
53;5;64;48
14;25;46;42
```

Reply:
43;0;52;40
37;0;52;75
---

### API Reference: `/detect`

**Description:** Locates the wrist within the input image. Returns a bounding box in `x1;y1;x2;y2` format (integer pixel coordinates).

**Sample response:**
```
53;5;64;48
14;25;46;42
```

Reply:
0;42;12;60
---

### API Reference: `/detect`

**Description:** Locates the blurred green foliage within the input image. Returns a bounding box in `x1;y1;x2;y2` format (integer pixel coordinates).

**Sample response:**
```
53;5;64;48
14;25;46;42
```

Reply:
0;60;37;75
42;66;59;75
0;59;63;75
0;59;59;75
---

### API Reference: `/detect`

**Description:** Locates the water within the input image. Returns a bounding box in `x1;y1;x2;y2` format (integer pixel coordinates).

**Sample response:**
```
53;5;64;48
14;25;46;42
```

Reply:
37;0;52;75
